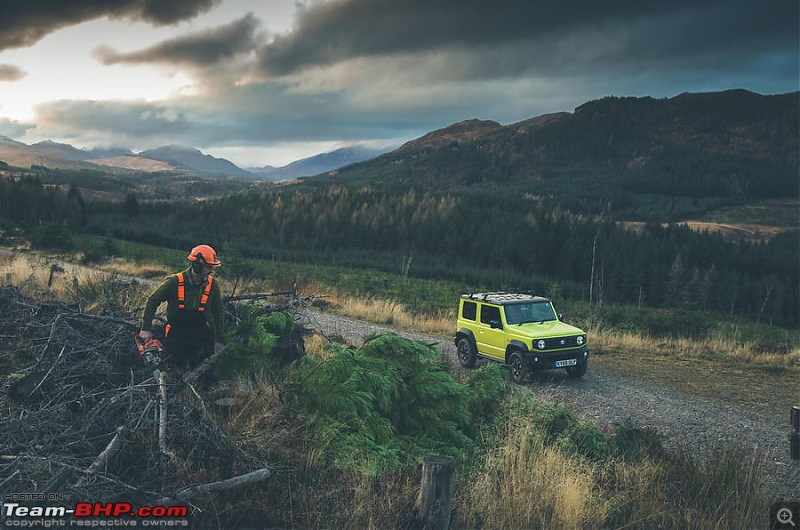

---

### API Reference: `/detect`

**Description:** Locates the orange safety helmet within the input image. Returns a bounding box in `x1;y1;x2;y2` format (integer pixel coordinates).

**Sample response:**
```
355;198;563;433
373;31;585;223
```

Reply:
187;244;220;266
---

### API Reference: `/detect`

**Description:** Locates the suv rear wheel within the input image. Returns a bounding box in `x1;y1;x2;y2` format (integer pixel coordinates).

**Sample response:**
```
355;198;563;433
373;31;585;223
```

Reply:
456;336;477;368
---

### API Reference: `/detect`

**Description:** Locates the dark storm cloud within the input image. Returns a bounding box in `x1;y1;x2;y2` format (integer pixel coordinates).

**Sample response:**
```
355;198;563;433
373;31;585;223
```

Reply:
257;0;798;77
34;99;193;140
94;14;262;67
0;0;221;51
0;65;25;82
31;81;439;148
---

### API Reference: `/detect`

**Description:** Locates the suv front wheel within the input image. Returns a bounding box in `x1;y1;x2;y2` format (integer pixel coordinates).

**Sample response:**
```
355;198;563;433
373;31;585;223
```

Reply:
508;351;529;384
456;336;477;368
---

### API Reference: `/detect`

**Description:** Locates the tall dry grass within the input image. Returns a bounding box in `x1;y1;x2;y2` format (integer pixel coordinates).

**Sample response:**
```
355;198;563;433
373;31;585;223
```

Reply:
93;256;170;280
0;252;152;316
588;324;800;368
456;417;607;529
451;410;771;530
333;293;454;336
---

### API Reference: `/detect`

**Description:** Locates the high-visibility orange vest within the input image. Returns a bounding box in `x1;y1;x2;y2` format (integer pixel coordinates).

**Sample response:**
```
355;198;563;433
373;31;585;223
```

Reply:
176;272;213;311
166;273;214;337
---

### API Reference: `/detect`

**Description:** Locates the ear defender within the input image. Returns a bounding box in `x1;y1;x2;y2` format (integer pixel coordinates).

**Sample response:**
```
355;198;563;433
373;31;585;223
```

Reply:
191;252;206;273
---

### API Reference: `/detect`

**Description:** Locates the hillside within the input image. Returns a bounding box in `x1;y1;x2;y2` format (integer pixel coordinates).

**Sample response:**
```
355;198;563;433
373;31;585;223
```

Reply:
0;138;255;179
138;145;255;178
312;89;798;220
89;155;178;173
0;136;103;171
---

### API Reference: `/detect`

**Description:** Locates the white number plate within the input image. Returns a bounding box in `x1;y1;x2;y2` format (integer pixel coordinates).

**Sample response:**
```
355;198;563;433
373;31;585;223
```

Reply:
555;359;577;368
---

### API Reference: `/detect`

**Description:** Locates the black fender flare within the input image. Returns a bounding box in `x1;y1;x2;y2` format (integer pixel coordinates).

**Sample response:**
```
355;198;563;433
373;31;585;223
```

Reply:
505;340;530;362
455;328;476;347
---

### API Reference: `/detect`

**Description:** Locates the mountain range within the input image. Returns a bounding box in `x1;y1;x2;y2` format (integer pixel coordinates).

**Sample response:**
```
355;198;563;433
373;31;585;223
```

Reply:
1;89;796;202
314;89;798;196
0;137;385;180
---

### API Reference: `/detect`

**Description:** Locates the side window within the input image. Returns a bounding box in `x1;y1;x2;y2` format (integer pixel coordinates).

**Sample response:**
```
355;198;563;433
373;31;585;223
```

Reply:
504;304;522;325
480;305;501;325
461;301;477;321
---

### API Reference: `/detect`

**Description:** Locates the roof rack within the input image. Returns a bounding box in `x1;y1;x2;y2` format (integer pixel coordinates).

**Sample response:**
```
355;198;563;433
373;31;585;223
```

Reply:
461;292;548;304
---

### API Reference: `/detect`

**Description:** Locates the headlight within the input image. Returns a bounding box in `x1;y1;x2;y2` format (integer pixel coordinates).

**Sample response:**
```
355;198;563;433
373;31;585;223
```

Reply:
576;335;584;346
535;339;546;350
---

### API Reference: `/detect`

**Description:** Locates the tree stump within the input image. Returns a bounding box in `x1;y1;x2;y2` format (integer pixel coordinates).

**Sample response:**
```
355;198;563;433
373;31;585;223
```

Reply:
412;455;454;530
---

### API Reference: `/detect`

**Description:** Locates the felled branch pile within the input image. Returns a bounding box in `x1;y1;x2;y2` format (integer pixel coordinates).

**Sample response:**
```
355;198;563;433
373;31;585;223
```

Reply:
0;285;271;515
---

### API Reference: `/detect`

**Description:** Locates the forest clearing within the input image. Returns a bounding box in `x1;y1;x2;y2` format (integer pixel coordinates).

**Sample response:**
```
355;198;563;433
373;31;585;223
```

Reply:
0;251;796;528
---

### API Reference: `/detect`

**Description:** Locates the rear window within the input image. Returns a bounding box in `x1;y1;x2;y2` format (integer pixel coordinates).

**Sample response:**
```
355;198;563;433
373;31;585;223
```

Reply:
461;300;477;321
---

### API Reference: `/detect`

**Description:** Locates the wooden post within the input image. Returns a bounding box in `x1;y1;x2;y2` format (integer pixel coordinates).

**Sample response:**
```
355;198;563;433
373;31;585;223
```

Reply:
413;455;454;530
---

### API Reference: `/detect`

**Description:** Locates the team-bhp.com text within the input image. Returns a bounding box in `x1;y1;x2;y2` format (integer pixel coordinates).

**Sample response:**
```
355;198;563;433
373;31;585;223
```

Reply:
3;503;188;527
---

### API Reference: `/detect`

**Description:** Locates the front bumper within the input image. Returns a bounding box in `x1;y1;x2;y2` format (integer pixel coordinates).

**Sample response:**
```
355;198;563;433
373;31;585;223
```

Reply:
524;346;589;371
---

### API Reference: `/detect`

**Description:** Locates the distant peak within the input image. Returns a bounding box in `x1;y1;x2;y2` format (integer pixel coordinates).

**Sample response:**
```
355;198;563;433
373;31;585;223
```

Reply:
444;118;502;131
155;144;199;153
405;119;503;149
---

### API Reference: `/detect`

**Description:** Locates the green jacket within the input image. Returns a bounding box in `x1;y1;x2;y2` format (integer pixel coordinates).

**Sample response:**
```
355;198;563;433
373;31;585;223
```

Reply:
141;267;224;343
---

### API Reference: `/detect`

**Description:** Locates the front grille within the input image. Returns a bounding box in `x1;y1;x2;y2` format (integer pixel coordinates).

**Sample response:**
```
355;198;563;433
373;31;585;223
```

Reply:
537;336;583;350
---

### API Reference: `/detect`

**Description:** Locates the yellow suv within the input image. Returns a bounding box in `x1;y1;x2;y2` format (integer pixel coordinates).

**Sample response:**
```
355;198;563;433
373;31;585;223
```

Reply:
455;292;588;383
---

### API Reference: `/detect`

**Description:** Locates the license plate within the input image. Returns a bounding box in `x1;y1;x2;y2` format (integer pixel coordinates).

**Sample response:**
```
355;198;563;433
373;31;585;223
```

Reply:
555;359;577;368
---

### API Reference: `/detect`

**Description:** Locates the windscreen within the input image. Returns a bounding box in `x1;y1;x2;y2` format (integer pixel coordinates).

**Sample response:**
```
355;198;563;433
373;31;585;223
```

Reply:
503;302;557;325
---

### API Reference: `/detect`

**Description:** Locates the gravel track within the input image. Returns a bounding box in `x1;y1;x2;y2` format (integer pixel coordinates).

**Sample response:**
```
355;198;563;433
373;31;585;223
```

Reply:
308;310;800;501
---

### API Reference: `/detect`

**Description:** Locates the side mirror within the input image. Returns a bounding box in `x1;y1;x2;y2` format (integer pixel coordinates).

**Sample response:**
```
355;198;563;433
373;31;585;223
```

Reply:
490;320;503;329
558;314;564;321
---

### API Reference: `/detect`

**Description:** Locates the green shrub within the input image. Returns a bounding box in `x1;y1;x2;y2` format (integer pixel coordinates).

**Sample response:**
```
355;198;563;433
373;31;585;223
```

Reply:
30;222;73;250
463;363;510;424
611;422;665;462
521;401;613;462
288;333;475;474
215;306;302;378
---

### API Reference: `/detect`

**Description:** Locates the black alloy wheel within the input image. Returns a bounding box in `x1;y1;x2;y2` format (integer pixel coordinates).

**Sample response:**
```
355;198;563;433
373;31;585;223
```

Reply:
456;337;477;368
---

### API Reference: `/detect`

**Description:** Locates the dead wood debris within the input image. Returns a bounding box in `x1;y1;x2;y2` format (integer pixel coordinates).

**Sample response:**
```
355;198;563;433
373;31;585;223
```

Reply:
0;284;308;521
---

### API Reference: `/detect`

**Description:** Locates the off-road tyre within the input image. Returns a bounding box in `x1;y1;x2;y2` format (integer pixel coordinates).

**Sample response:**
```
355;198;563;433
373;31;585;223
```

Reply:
456;336;477;368
508;351;529;384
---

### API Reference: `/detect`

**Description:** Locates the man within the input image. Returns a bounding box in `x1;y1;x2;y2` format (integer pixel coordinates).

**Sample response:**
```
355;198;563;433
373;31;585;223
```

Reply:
138;244;224;371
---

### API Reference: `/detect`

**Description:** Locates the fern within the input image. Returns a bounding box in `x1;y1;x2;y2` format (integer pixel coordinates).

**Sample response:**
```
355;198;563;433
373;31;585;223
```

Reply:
464;363;510;424
289;333;479;473
507;400;614;463
215;305;301;378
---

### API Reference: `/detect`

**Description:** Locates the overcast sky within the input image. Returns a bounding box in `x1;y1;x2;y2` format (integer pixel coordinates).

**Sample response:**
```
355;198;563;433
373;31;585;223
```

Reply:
0;0;796;167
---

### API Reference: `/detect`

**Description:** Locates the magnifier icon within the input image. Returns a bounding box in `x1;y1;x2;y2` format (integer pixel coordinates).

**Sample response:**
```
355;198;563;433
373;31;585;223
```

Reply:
778;507;796;527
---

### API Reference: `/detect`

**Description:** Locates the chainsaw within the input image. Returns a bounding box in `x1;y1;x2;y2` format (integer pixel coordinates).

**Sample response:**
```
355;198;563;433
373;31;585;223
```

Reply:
134;335;167;372
134;335;170;455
